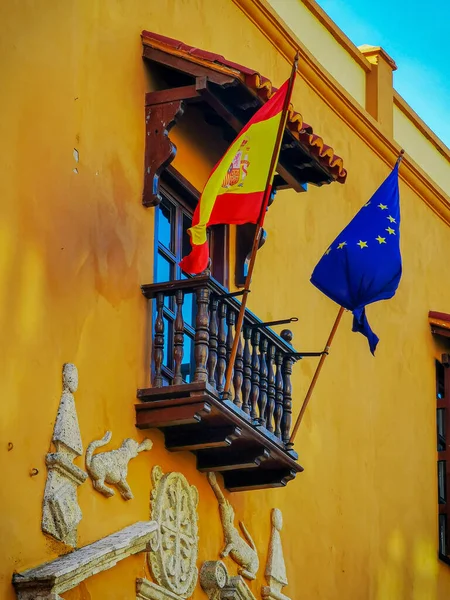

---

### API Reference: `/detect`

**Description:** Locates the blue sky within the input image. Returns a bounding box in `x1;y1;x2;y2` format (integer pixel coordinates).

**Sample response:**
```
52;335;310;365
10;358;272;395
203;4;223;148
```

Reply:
315;0;450;148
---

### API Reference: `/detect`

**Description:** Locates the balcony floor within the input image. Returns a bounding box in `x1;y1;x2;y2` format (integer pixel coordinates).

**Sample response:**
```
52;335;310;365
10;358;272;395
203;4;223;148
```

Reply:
136;381;303;491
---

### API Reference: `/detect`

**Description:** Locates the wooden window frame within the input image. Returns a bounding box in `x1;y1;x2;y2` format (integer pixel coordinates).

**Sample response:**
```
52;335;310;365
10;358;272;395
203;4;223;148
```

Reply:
437;354;450;563
152;167;229;385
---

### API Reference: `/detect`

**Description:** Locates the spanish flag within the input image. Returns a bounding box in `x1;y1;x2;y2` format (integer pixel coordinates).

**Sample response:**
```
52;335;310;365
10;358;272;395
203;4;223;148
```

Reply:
179;79;291;274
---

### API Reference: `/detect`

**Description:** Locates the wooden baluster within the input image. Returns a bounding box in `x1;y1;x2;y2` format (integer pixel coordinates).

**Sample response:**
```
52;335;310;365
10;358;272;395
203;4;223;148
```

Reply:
274;350;284;439
172;290;185;385
233;327;244;409
250;329;261;421
241;326;252;415
280;329;294;445
266;344;276;433
226;308;235;371
282;355;294;445
216;302;227;392
194;286;210;383
258;336;268;426
207;296;219;387
153;292;165;388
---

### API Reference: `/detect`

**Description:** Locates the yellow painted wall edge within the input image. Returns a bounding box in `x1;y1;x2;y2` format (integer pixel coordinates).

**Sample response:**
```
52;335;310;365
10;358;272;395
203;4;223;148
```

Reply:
300;0;372;72
232;0;450;226
394;91;450;160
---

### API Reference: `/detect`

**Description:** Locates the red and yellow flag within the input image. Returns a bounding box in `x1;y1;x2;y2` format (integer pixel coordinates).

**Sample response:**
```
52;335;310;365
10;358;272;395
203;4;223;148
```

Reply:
179;79;291;274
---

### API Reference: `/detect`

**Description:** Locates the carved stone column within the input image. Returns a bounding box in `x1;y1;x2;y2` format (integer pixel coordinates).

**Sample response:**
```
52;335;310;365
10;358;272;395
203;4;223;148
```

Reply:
41;363;87;547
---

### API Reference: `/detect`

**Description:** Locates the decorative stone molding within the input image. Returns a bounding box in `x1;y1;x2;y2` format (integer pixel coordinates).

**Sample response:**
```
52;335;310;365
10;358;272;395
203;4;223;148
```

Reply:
13;521;159;600
85;431;152;500
261;509;290;600
207;472;259;580
41;363;87;547
200;561;257;600
136;578;184;600
148;466;199;598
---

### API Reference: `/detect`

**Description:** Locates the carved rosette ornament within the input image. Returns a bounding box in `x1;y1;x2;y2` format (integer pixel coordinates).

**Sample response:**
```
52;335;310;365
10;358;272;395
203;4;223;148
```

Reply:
148;466;199;598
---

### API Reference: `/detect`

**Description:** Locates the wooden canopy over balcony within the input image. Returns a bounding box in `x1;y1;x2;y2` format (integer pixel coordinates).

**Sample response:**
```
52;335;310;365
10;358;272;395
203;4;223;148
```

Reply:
141;30;347;207
135;276;310;491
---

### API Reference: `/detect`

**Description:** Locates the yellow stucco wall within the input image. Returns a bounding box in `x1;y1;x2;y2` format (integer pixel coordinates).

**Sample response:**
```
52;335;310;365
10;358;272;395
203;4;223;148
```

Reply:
265;0;367;106
393;105;450;197
1;1;450;600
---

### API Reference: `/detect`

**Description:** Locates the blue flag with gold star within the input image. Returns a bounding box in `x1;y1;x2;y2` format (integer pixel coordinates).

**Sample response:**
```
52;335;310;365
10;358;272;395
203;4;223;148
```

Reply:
311;163;401;354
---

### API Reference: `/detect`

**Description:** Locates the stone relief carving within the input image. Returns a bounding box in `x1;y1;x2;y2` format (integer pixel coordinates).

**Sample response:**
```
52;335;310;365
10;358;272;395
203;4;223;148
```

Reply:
207;472;259;580
148;466;199;598
13;521;158;600
261;509;290;600
85;431;152;500
41;363;87;547
136;578;184;600
200;561;257;600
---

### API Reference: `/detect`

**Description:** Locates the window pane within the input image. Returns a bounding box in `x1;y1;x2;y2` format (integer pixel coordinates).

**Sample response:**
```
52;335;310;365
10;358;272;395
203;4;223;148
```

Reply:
437;360;445;399
440;514;447;555
158;199;174;252
163;317;172;369
182;212;193;260
182;292;197;328
156;252;174;283
438;460;447;504
181;334;195;383
438;408;446;451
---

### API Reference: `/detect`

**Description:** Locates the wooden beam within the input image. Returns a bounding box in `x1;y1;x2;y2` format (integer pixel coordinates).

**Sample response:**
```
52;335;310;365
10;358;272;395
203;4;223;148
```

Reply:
164;425;242;451
145;84;203;106
197;446;270;472
223;468;297;492
143;46;236;86
135;402;211;429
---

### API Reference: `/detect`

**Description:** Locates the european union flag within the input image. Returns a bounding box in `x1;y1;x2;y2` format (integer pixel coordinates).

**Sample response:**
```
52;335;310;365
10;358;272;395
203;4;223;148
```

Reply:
311;163;402;354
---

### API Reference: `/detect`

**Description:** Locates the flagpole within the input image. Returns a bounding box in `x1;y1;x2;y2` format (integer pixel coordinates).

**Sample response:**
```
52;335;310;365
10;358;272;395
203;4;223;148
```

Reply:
289;306;345;445
289;148;405;444
222;52;300;400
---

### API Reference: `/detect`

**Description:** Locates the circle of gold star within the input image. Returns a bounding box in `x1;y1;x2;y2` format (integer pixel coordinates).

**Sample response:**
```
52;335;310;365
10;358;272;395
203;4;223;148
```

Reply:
387;215;396;223
386;227;395;235
378;203;388;210
376;235;386;244
357;240;368;249
337;241;347;249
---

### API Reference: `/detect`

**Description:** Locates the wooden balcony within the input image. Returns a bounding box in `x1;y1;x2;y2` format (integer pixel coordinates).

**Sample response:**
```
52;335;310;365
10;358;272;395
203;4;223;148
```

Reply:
136;275;304;491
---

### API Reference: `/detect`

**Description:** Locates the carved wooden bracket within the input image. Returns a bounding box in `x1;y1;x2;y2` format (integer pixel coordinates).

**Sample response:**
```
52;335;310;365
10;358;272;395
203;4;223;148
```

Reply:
142;80;208;207
143;99;185;207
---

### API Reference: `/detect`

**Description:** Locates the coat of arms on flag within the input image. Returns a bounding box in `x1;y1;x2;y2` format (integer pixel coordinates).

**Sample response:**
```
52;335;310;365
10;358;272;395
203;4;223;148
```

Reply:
221;138;250;190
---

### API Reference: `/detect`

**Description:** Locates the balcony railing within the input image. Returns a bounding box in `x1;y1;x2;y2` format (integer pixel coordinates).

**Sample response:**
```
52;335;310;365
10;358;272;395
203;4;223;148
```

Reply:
136;275;303;491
